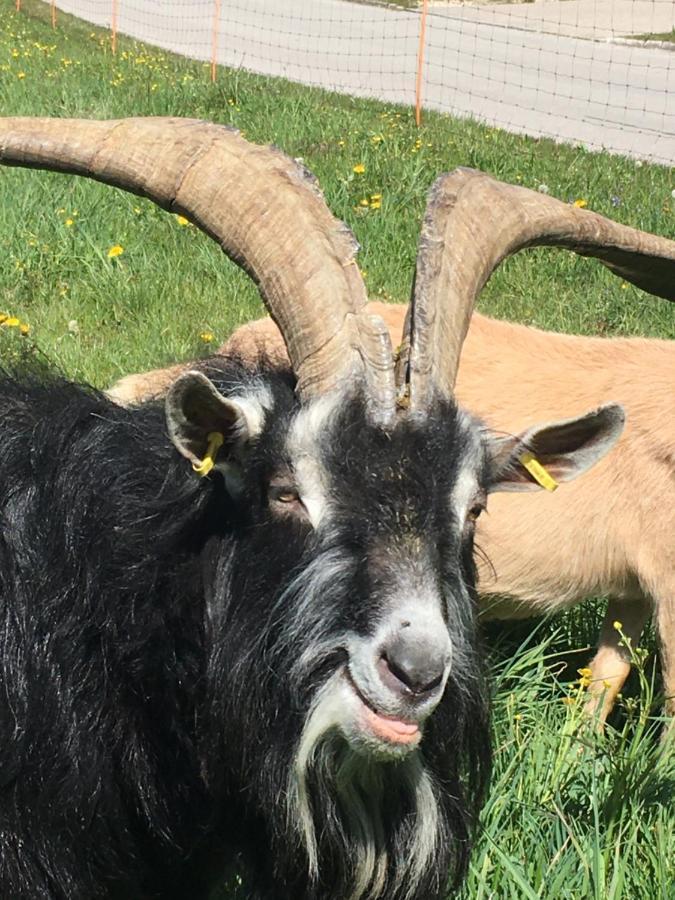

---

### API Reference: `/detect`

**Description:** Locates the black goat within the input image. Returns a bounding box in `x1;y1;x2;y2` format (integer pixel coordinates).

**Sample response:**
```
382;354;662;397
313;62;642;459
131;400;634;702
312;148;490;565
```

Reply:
0;362;491;900
0;117;645;899
0;359;623;899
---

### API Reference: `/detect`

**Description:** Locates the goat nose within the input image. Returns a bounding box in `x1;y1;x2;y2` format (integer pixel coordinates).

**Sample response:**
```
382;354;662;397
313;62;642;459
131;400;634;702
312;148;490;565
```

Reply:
380;632;450;697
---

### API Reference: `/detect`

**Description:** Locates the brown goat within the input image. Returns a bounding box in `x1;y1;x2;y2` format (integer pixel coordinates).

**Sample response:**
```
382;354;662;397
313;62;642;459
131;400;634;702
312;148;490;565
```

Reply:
108;300;675;724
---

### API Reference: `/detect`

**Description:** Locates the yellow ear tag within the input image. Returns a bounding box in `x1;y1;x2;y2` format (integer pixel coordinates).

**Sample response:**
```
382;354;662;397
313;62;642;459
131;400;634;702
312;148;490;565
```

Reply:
519;451;559;492
192;431;224;478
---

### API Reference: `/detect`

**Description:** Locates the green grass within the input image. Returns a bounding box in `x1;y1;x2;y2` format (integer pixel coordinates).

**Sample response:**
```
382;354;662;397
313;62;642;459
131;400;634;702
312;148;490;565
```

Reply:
630;29;675;44
1;2;674;898
346;0;421;10
460;620;673;899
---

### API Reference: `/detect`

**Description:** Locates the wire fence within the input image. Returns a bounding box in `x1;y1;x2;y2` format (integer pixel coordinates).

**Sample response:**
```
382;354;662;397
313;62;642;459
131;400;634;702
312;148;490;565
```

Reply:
19;1;675;165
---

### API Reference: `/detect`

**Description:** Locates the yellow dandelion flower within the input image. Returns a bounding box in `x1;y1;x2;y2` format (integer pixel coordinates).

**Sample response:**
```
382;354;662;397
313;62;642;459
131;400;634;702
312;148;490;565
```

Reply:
613;620;623;631
352;163;365;175
175;215;190;227
19;323;30;336
602;680;612;690
3;317;20;328
573;198;588;208
107;244;124;259
577;667;592;678
370;200;381;210
337;140;345;147
200;331;214;344
17;72;26;80
370;194;382;201
359;198;369;207
64;218;74;227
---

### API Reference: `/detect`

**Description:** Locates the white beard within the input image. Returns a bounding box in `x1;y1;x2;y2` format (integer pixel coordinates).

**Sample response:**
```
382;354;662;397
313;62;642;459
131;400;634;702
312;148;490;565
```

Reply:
287;672;444;900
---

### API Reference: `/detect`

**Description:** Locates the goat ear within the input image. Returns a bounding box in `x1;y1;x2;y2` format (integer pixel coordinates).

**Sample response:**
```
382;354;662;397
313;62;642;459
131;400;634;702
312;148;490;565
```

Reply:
165;371;255;468
487;403;625;493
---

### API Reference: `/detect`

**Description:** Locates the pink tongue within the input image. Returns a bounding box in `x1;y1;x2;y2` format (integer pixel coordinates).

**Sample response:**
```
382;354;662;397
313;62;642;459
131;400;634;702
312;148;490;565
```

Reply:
364;707;420;745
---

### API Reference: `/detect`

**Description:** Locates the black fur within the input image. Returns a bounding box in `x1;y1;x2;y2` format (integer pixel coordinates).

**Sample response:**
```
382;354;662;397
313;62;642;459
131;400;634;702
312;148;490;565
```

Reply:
0;362;490;900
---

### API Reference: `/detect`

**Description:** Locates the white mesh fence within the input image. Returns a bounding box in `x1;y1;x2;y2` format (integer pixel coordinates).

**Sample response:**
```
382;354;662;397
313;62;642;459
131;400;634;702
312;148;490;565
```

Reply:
42;1;675;164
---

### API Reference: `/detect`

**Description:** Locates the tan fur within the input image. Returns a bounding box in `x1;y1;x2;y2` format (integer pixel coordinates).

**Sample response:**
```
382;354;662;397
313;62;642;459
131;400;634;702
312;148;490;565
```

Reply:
107;302;675;722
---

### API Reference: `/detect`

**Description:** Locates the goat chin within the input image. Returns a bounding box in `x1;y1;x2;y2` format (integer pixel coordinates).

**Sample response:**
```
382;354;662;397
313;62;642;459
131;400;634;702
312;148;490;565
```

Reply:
106;300;675;725
289;671;443;900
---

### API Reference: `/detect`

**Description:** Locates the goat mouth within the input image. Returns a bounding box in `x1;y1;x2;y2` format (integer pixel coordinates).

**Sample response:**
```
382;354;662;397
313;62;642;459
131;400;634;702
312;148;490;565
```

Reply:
344;669;421;748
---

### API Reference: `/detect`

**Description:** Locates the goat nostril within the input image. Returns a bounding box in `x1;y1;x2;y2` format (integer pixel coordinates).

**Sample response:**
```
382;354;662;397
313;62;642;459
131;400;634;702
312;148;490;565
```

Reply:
380;643;447;697
420;671;443;693
382;652;412;690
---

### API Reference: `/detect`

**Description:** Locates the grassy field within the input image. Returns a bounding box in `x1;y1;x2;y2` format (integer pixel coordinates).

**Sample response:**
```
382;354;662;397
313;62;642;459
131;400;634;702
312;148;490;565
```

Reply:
631;29;675;43
1;2;673;898
348;0;421;10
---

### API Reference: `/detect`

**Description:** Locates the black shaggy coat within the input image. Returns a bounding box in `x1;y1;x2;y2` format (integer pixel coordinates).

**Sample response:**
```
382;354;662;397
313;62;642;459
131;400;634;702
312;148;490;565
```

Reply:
0;373;216;897
0;367;490;900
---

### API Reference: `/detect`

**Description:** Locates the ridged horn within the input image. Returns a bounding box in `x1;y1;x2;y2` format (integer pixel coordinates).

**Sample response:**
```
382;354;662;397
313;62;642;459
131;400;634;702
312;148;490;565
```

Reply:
397;167;675;411
0;117;396;420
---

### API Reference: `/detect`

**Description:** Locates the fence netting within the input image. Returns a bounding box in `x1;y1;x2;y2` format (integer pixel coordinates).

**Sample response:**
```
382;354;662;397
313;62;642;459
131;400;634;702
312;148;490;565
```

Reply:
28;1;675;165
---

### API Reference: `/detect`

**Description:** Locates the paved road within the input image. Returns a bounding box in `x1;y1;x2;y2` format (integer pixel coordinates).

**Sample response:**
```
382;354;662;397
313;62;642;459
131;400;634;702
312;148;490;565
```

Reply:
432;1;675;42
54;0;675;165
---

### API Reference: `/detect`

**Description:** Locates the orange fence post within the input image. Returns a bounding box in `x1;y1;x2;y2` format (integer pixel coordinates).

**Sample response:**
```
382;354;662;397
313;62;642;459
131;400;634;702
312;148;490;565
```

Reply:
51;0;57;28
15;0;21;13
211;0;222;83
415;0;429;127
111;0;118;55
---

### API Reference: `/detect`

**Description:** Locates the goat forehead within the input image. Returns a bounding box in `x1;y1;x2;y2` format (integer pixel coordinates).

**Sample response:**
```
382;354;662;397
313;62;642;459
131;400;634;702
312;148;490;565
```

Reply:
285;392;485;530
331;401;484;509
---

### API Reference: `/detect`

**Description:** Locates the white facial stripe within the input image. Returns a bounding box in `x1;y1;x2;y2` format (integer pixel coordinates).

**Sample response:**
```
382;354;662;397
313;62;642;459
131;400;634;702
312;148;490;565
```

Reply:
292;391;340;438
287;393;341;528
451;463;480;526
450;410;484;525
294;456;329;529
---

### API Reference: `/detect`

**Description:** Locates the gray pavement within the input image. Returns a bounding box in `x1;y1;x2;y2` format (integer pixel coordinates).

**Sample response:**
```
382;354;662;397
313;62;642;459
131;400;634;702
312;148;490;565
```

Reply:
54;0;675;165
431;1;675;42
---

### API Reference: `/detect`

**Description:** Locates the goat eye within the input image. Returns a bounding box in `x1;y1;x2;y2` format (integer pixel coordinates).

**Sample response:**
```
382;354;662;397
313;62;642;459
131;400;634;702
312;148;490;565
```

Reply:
268;484;302;507
276;490;299;504
268;485;309;522
467;503;485;523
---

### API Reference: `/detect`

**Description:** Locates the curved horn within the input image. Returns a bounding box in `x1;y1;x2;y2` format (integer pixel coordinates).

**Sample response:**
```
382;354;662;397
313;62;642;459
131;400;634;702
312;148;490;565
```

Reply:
0;117;395;420
398;167;675;411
